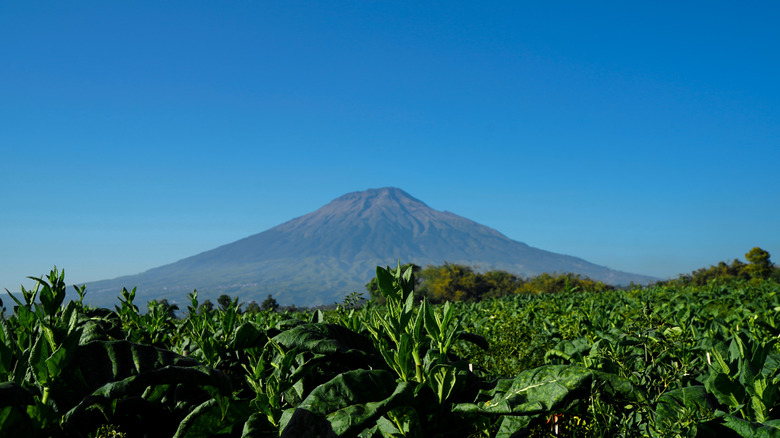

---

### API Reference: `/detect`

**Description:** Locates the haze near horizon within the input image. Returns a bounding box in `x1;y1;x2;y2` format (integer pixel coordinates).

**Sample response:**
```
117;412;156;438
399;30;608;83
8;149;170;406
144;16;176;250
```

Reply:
2;2;778;296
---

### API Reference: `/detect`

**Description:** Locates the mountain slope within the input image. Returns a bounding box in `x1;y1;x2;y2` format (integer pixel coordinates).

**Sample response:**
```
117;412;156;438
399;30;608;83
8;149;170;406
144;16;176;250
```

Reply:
85;188;656;307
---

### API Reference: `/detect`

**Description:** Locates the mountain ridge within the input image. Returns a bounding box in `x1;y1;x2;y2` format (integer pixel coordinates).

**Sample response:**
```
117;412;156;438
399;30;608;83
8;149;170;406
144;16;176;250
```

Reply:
85;187;657;308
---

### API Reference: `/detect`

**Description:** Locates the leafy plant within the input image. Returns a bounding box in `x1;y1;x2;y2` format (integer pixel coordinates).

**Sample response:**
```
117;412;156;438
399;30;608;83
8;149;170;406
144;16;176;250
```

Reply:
3;266;780;437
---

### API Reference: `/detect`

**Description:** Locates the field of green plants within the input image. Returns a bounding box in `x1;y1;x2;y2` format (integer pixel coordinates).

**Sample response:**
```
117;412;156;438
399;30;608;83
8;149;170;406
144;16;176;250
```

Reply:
1;265;779;437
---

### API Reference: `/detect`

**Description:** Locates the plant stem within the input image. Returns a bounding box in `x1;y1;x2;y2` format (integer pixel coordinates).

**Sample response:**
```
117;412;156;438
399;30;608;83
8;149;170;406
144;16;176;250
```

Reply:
41;386;50;405
413;349;423;383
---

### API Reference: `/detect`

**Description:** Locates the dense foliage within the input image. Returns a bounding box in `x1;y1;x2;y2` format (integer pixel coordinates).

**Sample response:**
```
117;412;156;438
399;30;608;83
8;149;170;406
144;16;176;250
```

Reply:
1;251;779;437
366;263;613;304
660;247;780;287
454;279;780;436
365;247;778;304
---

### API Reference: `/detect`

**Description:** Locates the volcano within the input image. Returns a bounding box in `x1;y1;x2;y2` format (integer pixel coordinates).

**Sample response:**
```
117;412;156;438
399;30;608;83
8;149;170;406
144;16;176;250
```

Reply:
86;187;656;307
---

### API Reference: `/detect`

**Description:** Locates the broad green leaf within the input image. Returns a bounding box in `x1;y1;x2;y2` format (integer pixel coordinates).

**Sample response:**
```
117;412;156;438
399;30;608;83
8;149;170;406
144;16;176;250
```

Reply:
594;370;647;403
320;382;415;437
25;397;57;432
655;386;717;430
280;369;414;437
441;301;454;331
35;269;68;318
378;314;400;344
395;333;415;381
174;398;254;438
423;300;440;342
545;338;591;364
376;267;400;301
401;265;413;287
453;365;592;416
730;333;747;363
63;365;232;431
377;341;396;370
0;341;13;378
370;417;399;437
233;322;266;351
711;348;733;375
311;309;326;324
29;334;51;385
762;355;780;380
496;415;533;438
752;377;768;400
51;340;231;432
399;292;415;329
241;412;279;438
378;406;422;438
429;364;457;403
453;365;637;416
662;326;683;338
734;333;775;395
0;406;35;436
42;329;80;385
6;291;26;311
272;323;383;370
44;344;70;382
706;373;746;411
442;324;459;353
751;391;769;424
720;413;780;437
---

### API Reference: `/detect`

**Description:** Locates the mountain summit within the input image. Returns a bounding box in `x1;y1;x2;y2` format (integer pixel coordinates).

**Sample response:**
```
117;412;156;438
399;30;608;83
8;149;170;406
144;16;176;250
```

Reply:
86;187;656;307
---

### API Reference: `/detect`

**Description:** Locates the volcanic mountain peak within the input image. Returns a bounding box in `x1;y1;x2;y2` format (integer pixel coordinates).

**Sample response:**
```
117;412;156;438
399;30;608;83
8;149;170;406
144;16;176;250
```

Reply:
85;187;657;308
278;187;441;234
327;187;429;212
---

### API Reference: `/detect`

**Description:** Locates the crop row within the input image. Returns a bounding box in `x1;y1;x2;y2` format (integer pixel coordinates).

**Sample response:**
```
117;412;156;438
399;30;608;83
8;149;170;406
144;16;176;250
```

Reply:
0;267;778;437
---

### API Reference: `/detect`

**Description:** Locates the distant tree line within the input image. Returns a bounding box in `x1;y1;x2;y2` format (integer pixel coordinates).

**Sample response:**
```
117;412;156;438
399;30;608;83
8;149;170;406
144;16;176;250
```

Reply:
148;293;284;318
658;246;779;286
144;247;779;315
365;247;779;304
365;262;614;304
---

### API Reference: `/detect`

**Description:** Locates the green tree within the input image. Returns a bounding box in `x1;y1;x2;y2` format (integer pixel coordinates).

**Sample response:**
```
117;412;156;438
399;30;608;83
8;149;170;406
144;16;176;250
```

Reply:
517;272;611;294
261;294;279;312
418;263;488;302
217;294;232;311
245;300;260;314
673;259;748;286
744;247;773;279
198;299;214;314
482;270;524;298
157;298;179;318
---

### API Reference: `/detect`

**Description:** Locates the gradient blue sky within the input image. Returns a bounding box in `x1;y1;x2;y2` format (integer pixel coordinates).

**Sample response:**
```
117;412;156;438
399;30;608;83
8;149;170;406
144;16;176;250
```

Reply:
2;1;779;295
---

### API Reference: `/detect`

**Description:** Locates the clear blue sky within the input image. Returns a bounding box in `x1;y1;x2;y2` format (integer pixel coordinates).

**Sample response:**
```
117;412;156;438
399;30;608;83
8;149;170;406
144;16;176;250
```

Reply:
2;1;778;295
